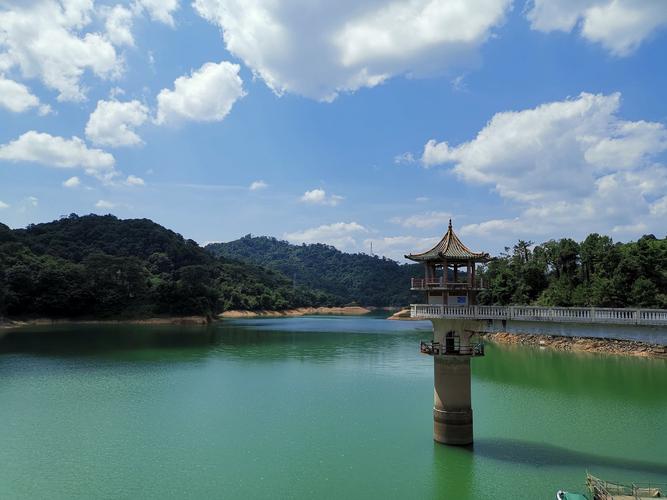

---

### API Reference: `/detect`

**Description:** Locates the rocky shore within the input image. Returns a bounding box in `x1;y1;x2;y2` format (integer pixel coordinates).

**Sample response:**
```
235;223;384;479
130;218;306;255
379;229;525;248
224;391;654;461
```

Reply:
483;332;667;359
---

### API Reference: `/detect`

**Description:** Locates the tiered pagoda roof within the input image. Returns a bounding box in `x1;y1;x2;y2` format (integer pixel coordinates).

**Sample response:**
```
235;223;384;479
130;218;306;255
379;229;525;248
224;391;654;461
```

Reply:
405;220;490;263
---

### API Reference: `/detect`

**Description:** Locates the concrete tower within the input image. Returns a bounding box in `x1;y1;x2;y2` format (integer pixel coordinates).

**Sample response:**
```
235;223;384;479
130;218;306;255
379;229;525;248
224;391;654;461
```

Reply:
405;220;489;445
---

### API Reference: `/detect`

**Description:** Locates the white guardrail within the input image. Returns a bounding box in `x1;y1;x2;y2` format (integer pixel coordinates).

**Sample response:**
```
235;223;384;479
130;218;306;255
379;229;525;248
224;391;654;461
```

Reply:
410;304;667;327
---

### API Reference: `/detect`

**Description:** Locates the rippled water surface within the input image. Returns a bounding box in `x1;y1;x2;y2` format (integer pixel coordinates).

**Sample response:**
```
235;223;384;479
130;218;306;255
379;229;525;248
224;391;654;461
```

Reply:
1;315;666;499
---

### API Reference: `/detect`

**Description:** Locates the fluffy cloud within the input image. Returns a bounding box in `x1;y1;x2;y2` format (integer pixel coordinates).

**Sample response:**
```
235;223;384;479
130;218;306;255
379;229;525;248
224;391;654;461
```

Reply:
0;1;121;102
526;0;667;56
0;75;47;113
104;4;134;46
0;131;116;180
125;174;144;186
391;211;451;229
135;0;180;27
62;175;80;188
422;92;667;240
86;99;150;147
284;222;367;251
193;0;510;101
300;188;344;206
155;61;245;125
249;180;268;190
0;200;9;209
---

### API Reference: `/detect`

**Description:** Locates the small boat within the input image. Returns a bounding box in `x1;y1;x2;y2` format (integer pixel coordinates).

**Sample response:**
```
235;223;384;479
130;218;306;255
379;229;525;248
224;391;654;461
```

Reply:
557;473;665;500
556;490;588;500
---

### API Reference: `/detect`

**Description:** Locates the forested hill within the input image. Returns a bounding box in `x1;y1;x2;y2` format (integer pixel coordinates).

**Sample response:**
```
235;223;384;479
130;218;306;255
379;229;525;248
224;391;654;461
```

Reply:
206;236;420;306
478;234;667;308
0;215;336;319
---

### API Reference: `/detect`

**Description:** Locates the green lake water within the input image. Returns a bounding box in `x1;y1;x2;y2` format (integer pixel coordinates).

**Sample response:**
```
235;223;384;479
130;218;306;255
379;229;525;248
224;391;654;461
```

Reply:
1;315;665;499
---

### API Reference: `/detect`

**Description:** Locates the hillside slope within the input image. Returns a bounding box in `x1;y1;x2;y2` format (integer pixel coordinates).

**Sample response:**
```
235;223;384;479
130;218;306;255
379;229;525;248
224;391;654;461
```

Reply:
0;215;335;319
207;235;420;306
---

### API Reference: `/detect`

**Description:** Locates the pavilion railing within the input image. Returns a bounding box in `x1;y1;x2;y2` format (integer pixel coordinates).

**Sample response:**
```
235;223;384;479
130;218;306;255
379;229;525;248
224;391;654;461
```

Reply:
410;304;667;326
411;277;484;289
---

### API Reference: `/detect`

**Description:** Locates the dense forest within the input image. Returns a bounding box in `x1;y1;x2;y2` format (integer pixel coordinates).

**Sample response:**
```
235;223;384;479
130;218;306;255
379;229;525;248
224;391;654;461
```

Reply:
213;233;666;310
0;215;336;319
1;215;664;321
478;234;667;308
207;235;421;307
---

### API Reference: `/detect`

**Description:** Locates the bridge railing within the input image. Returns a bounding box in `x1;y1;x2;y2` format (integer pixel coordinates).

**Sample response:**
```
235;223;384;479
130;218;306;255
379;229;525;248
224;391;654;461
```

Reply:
410;304;667;326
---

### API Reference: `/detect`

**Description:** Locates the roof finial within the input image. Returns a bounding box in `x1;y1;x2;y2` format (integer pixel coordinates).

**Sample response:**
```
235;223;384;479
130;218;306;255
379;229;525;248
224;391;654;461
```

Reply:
448;218;452;231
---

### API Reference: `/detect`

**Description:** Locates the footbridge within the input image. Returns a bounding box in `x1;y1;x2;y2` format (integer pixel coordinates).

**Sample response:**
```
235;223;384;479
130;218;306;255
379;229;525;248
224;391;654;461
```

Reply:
410;304;667;327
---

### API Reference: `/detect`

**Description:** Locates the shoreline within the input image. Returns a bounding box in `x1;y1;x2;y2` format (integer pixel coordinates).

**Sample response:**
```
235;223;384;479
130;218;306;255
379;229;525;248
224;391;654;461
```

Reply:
0;316;211;329
218;306;372;319
483;332;666;359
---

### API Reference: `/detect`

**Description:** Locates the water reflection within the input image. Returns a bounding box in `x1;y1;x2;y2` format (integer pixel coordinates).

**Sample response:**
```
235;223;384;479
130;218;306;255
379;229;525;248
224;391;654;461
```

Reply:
0;317;432;366
476;343;667;404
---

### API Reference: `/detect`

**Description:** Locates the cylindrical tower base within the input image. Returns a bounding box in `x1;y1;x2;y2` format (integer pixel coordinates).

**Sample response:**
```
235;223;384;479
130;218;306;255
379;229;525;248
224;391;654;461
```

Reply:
433;408;473;445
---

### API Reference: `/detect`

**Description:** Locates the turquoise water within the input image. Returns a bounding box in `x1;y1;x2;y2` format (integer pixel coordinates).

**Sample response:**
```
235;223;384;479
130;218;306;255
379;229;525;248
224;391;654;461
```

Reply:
1;315;665;499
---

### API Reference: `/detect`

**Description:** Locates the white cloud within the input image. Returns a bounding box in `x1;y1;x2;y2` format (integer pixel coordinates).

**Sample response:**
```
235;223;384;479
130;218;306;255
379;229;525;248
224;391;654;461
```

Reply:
193;0;510;101
125;174;145;186
0;1;121;102
649;196;667;217
249;180;268;191
284;222;367;251
300;188;344;206
422;92;667;241
526;0;667;56
86;99;150;147
0;75;42;113
0;131;117;181
390;211;451;229
155;61;245;125
394;152;416;164
95;199;116;209
134;0;180;27
364;235;440;261
104;4;135;46
0;200;9;209
62;176;81;188
27;196;38;207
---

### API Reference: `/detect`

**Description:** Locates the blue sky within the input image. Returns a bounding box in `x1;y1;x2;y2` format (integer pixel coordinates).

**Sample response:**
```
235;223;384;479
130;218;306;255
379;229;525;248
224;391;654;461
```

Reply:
1;0;667;260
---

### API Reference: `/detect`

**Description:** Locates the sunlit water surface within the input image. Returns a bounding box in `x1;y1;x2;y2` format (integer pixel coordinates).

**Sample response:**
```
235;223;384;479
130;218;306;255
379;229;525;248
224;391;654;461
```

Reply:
1;315;665;499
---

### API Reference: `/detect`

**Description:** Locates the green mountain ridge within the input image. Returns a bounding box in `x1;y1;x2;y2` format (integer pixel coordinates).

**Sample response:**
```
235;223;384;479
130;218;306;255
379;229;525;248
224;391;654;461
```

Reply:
206;235;421;307
0;214;336;319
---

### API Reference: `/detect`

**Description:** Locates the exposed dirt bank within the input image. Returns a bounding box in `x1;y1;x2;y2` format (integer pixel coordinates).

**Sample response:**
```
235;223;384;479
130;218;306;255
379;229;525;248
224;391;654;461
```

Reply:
387;308;414;320
483;332;667;359
219;306;371;319
0;316;210;329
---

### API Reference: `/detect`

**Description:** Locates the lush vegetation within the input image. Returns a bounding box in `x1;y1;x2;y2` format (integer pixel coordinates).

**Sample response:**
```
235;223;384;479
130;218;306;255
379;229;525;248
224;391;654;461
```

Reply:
478;234;667;308
1;216;663;320
207;235;421;307
0;215;335;319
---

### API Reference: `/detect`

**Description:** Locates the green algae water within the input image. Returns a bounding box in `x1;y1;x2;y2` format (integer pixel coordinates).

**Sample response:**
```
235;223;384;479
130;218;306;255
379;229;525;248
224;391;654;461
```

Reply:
1;316;666;499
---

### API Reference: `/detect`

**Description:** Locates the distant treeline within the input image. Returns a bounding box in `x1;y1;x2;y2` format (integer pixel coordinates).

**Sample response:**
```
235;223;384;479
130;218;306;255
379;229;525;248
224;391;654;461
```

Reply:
0;215;336;319
207;235;421;307
1;215;664;320
478;234;667;308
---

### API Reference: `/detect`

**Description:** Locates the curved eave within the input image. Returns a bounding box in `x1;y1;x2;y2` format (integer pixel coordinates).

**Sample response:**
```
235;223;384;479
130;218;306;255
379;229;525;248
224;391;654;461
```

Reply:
405;252;491;263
